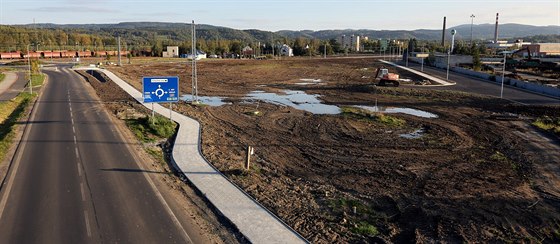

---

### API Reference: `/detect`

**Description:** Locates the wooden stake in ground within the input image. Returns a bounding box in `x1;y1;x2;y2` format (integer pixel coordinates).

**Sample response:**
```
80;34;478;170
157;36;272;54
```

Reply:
245;146;253;170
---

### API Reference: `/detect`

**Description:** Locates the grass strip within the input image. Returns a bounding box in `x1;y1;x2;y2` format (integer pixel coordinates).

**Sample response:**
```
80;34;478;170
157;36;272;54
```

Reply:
0;93;35;162
533;116;560;136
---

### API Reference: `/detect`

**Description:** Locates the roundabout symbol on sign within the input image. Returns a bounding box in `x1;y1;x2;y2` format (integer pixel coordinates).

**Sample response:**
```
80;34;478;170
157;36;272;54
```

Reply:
152;85;168;98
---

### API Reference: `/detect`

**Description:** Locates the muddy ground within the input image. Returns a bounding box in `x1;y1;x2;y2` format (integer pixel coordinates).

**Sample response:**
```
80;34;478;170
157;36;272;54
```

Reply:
102;57;560;243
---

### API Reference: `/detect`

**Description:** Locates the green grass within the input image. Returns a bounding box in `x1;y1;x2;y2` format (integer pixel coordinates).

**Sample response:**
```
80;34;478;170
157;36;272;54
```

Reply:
533;116;560;136
351;222;379;236
31;73;45;87
0;92;34;162
0;73;5;83
125;115;177;143
340;106;405;127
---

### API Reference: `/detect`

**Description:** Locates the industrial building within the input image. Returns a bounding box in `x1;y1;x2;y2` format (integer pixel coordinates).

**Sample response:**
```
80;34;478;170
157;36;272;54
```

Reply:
518;43;560;57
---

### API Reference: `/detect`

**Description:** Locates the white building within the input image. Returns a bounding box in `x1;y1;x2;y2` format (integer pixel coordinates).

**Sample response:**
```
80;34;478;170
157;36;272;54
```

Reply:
162;46;179;58
340;35;360;52
280;44;293;57
185;50;207;60
485;40;531;50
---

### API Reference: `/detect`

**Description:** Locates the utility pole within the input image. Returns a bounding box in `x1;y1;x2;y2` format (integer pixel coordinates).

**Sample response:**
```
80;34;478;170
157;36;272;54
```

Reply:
117;35;122;66
470;14;476;46
191;20;198;103
27;44;32;94
500;52;506;98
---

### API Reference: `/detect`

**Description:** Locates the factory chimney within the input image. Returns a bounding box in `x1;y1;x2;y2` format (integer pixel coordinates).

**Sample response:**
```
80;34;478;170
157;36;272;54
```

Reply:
441;16;446;47
494;13;499;43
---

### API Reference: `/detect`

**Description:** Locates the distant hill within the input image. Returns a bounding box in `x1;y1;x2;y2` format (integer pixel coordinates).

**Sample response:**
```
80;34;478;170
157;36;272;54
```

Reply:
18;22;560;42
19;22;281;43
278;24;560;41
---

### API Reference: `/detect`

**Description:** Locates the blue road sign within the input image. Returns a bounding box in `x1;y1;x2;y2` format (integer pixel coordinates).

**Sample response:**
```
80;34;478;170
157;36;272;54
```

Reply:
142;76;179;103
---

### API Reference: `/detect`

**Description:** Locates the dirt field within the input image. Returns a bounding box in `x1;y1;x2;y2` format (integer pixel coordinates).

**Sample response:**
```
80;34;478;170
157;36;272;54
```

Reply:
101;57;560;243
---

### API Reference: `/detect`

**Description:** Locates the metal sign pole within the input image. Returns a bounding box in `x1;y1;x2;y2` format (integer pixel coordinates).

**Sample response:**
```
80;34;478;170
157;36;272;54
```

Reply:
169;102;172;120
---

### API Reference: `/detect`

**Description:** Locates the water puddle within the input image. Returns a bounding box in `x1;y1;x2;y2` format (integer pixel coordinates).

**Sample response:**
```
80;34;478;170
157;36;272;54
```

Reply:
178;90;438;118
245;90;341;114
354;106;438;118
181;95;231;107
295;78;325;86
400;128;426;139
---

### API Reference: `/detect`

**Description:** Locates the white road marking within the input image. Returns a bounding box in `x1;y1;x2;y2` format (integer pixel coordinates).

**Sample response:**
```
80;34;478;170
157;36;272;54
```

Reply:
72;126;76;134
78;164;82;176
75;148;79;159
84;211;92;237
80;183;86;201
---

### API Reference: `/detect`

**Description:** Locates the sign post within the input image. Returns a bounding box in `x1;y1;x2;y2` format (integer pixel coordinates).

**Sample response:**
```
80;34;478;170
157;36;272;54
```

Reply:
142;76;179;122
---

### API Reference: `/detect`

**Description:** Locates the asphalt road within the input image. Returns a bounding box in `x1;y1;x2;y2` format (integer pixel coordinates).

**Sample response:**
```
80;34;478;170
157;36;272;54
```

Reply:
0;67;194;243
396;61;560;105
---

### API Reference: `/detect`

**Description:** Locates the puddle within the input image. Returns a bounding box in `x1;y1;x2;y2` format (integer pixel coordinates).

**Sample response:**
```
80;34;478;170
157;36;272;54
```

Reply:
354;106;438;118
295;78;325;86
400;128;426;139
177;89;438;118
181;95;231;107
245;90;341;114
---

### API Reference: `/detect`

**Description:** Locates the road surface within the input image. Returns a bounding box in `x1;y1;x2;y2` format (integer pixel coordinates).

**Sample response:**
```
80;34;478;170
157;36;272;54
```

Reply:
399;61;560;105
0;66;198;243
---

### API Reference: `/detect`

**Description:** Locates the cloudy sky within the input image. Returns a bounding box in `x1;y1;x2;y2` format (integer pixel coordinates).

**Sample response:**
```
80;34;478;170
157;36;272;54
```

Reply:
0;0;558;31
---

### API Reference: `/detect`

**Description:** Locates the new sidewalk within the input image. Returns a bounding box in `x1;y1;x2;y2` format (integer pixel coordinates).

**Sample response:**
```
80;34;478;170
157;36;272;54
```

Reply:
379;60;456;86
81;68;307;244
0;72;25;101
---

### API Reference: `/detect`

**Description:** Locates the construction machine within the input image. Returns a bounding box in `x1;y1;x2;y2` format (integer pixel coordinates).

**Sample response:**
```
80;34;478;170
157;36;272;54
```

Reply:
374;67;400;87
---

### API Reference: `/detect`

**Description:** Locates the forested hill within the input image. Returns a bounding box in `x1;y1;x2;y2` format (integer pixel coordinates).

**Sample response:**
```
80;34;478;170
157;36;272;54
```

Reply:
0;22;557;55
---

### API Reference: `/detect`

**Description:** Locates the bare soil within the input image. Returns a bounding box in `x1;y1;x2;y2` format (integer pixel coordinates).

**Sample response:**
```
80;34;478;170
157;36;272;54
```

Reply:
104;57;560;243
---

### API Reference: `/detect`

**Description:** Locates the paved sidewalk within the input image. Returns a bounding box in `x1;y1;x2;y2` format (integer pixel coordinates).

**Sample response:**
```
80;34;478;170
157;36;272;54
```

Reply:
379;60;456;86
0;72;26;101
78;68;307;244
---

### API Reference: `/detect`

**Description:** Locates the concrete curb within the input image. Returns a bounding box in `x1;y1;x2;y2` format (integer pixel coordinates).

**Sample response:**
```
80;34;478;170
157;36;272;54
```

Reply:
75;68;308;244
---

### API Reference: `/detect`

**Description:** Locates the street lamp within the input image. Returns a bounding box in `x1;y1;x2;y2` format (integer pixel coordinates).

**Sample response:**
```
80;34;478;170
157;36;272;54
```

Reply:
447;29;457;80
450;29;457;53
27;44;32;94
421;46;425;72
500;51;509;98
470;14;476;46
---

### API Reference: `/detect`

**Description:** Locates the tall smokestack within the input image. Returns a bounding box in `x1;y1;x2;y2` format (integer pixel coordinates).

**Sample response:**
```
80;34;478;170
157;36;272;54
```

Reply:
442;16;447;46
494;13;499;43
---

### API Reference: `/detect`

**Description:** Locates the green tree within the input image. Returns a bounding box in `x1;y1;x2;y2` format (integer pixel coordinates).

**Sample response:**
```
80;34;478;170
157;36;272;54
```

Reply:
151;40;163;57
471;44;482;71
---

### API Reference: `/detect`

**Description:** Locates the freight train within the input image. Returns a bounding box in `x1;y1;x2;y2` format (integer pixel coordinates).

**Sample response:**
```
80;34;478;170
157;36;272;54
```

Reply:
0;50;129;60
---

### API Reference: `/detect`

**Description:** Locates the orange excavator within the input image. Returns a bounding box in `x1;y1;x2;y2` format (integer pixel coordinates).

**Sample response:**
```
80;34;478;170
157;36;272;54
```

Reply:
374;67;400;87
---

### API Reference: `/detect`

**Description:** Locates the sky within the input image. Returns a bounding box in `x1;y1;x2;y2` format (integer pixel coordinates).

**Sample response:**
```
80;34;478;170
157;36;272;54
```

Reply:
0;0;559;31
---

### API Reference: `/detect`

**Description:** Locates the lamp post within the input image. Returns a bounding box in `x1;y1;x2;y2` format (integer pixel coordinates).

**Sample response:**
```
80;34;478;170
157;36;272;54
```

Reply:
447;29;457;80
324;41;327;58
500;52;506;98
446;49;451;80
27;44;32;94
450;29;457;53
421;46;425;72
470;14;475;46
